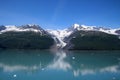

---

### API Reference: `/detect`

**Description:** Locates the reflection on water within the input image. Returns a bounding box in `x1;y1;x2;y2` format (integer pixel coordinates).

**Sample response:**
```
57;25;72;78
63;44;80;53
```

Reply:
48;51;71;70
0;50;120;80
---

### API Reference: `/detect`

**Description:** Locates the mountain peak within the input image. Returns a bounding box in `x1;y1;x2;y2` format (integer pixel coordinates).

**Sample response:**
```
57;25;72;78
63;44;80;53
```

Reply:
73;24;80;29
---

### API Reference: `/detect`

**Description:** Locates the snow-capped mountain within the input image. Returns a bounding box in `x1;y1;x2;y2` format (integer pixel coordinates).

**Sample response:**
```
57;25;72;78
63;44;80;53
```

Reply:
1;23;119;36
0;24;120;49
47;24;120;49
0;24;48;35
69;24;118;35
48;24;120;41
0;25;54;49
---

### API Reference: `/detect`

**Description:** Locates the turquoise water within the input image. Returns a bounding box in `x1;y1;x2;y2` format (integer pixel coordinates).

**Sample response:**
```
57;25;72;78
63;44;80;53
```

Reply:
0;50;120;80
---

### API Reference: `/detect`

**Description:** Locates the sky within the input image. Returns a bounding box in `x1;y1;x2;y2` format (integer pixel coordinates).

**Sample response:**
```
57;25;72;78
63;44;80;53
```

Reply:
0;0;120;29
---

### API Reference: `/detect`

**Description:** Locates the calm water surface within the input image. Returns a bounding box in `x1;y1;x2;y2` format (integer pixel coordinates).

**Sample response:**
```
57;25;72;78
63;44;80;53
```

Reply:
0;50;120;80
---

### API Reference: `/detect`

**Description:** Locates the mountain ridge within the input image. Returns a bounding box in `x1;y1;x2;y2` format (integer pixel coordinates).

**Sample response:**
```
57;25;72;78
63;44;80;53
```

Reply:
0;24;120;50
1;24;120;35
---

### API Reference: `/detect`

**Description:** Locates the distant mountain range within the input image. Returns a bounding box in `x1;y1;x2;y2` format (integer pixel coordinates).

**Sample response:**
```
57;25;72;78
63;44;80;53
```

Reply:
0;24;120;50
